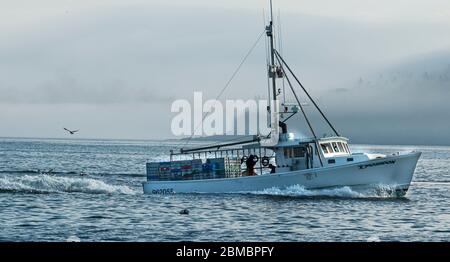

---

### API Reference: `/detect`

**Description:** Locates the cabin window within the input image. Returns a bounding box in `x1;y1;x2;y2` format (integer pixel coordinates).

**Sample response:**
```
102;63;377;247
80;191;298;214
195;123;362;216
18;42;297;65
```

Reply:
346;144;350;153
337;142;345;153
344;143;350;153
328;159;336;164
321;144;328;154
321;143;334;154
293;147;305;158
324;143;333;153
341;143;349;153
332;142;339;152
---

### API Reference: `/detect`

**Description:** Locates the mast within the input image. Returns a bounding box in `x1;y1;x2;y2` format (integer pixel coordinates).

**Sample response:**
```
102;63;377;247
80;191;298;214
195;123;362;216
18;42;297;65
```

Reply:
267;0;277;102
265;0;340;139
260;0;281;147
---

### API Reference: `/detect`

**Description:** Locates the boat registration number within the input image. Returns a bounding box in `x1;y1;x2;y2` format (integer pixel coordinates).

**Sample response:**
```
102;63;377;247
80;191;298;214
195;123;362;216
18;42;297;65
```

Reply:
152;188;175;194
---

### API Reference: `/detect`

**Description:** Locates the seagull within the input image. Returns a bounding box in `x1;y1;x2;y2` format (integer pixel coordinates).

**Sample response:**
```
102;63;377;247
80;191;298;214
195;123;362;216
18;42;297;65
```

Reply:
64;128;79;135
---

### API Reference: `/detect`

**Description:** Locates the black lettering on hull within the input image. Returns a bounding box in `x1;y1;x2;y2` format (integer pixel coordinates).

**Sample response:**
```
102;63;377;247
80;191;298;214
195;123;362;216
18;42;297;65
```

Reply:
152;188;175;194
359;160;396;169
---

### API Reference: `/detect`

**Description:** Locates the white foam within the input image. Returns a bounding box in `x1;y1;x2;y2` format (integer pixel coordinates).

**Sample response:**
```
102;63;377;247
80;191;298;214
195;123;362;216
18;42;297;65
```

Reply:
367;235;381;242
66;235;81;242
250;184;399;198
0;174;136;195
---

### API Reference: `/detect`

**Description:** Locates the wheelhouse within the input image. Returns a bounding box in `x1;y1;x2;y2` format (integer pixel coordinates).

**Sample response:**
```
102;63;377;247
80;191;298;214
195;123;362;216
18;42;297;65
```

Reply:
318;137;351;158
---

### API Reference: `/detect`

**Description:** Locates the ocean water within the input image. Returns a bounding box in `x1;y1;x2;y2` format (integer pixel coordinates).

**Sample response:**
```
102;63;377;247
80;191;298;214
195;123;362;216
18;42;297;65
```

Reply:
0;138;449;242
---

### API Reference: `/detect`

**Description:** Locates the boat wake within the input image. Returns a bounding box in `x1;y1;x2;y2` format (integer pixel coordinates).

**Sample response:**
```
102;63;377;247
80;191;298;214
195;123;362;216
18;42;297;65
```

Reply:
0;174;136;195
250;184;403;199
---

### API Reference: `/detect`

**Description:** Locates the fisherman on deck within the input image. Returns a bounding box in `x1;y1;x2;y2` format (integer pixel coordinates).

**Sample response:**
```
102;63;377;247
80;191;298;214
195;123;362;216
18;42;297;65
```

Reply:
245;154;259;176
268;163;276;174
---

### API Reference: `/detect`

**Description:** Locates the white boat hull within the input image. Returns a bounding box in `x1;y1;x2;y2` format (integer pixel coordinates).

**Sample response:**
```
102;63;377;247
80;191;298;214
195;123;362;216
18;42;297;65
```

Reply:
143;151;421;196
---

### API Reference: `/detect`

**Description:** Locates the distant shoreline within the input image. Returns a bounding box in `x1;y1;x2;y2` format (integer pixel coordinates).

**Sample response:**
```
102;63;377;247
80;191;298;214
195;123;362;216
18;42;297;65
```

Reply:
0;135;448;147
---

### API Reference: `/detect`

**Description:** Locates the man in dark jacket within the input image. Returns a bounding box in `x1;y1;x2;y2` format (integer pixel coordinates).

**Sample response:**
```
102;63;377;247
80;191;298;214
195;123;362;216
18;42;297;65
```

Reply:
245;154;258;176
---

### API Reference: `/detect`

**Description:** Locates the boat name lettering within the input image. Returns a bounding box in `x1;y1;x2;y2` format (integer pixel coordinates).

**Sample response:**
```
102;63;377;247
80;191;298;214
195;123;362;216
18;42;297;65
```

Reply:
359;160;396;169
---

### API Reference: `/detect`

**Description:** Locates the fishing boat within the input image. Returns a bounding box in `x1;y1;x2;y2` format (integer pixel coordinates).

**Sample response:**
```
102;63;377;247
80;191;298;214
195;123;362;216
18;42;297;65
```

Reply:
143;1;421;195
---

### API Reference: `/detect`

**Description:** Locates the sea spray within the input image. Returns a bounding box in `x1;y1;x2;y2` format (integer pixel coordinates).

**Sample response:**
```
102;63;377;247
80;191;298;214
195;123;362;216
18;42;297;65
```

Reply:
250;184;400;198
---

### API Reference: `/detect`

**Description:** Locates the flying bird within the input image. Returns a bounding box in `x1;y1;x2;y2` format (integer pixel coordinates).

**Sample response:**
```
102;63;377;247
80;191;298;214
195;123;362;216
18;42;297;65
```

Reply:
64;128;79;135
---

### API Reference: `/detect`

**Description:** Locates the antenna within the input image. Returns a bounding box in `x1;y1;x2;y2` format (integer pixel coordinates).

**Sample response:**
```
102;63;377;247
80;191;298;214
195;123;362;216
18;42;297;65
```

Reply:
270;0;274;25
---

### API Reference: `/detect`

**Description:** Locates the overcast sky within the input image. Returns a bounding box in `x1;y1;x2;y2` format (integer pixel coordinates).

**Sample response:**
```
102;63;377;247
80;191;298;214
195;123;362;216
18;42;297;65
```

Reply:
1;0;449;145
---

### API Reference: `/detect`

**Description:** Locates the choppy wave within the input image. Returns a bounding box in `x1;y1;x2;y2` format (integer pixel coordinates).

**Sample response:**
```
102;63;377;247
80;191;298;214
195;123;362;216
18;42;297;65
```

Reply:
250;184;402;198
0;170;144;177
414;180;450;184
0;174;136;195
0;170;41;174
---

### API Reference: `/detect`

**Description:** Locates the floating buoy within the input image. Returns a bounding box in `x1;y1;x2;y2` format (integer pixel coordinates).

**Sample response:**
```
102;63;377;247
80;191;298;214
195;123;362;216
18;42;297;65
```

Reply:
179;209;189;215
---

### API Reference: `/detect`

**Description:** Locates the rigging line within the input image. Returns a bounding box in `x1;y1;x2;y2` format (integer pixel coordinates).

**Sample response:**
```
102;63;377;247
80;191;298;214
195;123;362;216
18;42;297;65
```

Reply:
274;50;340;137
264;111;296;138
281;112;297;123
275;62;325;168
275;56;317;140
180;29;267;148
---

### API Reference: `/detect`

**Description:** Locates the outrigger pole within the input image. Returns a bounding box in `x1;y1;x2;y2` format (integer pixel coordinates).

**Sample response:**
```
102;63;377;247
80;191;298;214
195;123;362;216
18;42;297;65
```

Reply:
180;136;261;154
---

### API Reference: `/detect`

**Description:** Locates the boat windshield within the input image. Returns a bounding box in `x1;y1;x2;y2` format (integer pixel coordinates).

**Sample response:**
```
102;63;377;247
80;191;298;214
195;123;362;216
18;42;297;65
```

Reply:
332;142;339;152
321;143;334;153
321;144;328;153
320;141;350;155
337;142;345;152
